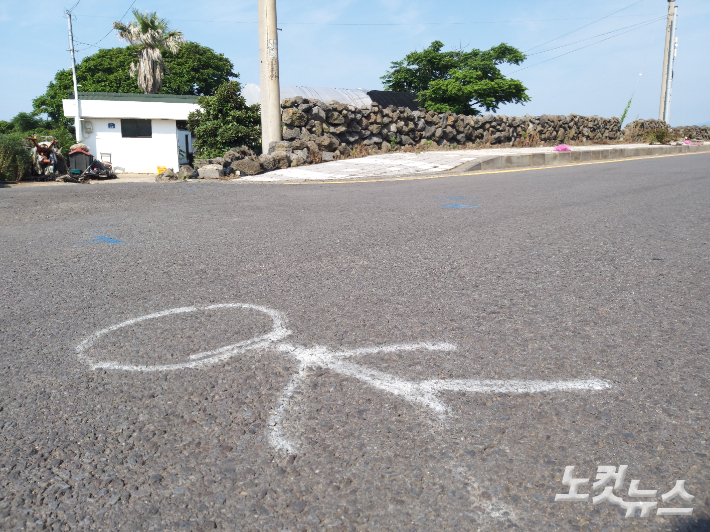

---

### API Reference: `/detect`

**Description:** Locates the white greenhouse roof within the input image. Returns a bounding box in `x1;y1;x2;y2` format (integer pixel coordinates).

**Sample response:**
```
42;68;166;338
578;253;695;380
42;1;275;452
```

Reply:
241;83;372;108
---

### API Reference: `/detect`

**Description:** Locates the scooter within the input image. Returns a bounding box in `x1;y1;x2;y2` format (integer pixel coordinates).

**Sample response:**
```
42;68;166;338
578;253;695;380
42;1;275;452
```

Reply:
73;159;117;183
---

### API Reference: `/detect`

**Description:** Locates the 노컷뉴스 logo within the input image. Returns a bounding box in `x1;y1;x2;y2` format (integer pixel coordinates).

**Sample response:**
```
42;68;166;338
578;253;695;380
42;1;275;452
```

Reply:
555;465;694;518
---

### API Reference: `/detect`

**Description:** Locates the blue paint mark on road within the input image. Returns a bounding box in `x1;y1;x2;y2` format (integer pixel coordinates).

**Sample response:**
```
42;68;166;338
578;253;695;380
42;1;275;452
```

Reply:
79;236;123;244
436;194;479;209
443;203;479;209
94;236;123;243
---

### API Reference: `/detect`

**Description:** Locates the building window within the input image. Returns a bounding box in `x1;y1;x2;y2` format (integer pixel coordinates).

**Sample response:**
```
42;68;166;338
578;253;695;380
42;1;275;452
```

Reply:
121;119;152;138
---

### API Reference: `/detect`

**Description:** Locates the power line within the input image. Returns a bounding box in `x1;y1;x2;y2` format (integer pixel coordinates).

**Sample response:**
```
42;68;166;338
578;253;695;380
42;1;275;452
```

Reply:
67;0;81;13
74;0;136;53
527;16;666;57
524;0;649;53
623;25;658;109
68;13;659;25
511;16;665;74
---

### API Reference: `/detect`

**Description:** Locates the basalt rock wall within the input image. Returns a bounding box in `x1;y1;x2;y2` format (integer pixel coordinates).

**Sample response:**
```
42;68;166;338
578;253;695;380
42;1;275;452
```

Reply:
276;96;710;153
191;97;708;177
674;125;710;140
276;96;624;154
623;119;710;141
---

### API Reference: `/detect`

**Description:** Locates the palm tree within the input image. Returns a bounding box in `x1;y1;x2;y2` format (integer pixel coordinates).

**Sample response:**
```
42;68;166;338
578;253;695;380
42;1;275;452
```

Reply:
113;10;185;94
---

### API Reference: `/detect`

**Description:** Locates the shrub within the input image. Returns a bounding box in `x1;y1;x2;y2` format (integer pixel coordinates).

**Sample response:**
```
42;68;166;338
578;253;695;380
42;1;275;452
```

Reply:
0;111;75;160
186;80;261;158
0;134;32;181
645;127;679;145
514;130;541;148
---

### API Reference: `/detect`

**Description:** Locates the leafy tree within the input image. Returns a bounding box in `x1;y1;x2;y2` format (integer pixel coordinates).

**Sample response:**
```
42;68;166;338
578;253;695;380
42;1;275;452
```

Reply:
113;10;185;94
381;41;530;115
33;43;237;127
4;112;50;133
161;43;236;96
186;80;261;158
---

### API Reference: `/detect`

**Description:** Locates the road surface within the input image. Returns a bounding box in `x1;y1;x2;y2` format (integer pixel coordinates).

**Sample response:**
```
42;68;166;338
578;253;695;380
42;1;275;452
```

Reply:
1;154;708;531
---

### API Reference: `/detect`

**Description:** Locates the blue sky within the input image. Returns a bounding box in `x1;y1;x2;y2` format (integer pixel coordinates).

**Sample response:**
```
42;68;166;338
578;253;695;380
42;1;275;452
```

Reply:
1;0;708;126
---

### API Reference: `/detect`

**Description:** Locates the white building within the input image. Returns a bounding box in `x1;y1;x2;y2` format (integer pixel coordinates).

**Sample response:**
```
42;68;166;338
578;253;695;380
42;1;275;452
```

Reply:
62;93;199;174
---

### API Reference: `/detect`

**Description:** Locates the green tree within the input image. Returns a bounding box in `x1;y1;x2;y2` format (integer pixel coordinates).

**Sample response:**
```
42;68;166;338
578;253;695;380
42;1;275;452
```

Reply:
4;112;50;133
186;80;261;158
113;10;185;94
33;43;237;127
381;41;530;115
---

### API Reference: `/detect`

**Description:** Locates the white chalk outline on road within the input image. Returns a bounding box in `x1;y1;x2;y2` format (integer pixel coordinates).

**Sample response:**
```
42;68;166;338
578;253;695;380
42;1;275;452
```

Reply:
75;303;291;372
75;303;612;453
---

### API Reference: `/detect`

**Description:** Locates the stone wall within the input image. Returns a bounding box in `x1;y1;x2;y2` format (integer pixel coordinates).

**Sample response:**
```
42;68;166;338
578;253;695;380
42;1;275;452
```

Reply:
624;118;668;133
186;97;708;177
623;119;710;141
275;96;624;155
675;125;710;140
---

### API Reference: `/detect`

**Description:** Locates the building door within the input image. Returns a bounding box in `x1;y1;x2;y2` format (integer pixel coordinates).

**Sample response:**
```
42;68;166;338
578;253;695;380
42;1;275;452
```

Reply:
177;128;193;165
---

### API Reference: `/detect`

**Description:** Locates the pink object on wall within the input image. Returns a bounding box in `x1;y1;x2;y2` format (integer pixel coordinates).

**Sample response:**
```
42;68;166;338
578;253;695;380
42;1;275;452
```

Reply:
554;144;571;152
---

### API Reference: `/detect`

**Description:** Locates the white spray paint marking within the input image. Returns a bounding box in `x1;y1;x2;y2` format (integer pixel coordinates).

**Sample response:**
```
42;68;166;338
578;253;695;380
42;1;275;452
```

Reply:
76;303;291;372
75;306;198;356
268;362;308;453
75;303;612;454
268;343;610;451
421;378;611;394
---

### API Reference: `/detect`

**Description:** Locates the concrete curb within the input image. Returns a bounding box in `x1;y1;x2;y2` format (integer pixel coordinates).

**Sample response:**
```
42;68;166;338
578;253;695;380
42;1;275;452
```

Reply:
452;144;710;173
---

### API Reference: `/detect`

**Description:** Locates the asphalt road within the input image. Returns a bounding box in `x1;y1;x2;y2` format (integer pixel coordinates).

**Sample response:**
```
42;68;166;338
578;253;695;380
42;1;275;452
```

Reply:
1;153;709;532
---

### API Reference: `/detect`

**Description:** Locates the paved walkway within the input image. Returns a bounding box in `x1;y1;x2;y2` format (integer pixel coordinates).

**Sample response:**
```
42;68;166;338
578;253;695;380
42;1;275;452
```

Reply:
6;143;705;188
240;143;663;182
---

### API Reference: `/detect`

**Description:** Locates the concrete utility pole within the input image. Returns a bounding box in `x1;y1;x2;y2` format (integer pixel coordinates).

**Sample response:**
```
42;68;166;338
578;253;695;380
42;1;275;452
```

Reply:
66;11;82;142
258;0;282;154
658;0;678;124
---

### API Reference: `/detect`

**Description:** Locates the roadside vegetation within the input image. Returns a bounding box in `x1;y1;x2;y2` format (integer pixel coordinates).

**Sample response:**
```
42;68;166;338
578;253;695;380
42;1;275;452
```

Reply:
644;126;680;144
0;113;74;181
0;134;32;181
620;96;633;128
186;81;261;158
